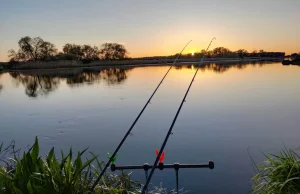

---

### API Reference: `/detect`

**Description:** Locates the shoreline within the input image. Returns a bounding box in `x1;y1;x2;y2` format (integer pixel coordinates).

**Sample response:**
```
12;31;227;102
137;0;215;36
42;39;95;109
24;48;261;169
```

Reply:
2;57;282;72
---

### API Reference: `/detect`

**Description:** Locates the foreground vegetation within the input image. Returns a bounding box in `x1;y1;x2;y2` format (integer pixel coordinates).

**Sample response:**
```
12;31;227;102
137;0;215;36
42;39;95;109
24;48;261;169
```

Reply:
2;137;299;193
0;138;187;194
0;137;142;194
253;148;300;194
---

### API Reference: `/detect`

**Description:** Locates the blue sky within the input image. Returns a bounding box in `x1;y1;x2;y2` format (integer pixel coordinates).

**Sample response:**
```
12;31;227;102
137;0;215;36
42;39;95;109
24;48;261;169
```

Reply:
0;0;299;61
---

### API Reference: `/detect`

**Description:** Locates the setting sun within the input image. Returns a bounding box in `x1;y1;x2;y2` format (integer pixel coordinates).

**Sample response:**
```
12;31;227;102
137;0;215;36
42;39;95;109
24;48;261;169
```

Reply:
191;52;195;56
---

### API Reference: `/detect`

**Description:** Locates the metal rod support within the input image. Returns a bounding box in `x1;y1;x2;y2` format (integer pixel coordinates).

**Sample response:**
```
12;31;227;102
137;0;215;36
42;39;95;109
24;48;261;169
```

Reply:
110;161;214;171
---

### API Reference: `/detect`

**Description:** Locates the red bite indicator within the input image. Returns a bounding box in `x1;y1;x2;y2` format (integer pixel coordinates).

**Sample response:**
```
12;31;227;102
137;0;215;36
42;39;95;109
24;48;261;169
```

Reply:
155;149;165;163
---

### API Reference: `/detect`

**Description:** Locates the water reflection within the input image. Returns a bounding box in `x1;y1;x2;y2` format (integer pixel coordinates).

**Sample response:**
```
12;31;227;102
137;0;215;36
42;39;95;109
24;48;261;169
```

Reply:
100;68;128;85
66;68;128;87
6;61;270;98
9;67;132;97
153;60;269;74
10;72;60;97
188;61;268;73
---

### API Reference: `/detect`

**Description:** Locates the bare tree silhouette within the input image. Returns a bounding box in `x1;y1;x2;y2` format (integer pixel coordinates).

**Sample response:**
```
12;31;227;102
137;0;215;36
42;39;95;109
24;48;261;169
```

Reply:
99;43;129;60
8;36;57;62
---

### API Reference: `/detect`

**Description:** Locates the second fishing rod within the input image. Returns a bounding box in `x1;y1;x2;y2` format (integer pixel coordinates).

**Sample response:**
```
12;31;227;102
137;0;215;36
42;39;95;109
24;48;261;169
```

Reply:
88;40;192;193
141;37;216;193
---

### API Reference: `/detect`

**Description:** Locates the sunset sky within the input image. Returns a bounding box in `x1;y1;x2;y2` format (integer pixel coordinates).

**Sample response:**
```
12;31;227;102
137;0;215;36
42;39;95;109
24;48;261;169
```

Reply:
0;0;299;62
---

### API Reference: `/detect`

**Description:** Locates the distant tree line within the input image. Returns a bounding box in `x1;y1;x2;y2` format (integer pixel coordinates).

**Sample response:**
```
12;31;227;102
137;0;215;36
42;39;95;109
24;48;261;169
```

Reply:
282;52;300;65
290;53;300;60
135;47;286;61
8;36;129;64
179;47;285;59
8;37;287;64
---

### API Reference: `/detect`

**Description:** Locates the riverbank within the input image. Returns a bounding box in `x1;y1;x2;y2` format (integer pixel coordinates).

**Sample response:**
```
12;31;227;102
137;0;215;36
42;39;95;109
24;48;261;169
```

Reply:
2;57;282;72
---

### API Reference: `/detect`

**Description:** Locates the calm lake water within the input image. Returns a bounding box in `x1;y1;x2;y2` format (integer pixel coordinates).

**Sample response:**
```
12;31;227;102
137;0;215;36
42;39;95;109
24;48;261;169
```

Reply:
1;62;300;193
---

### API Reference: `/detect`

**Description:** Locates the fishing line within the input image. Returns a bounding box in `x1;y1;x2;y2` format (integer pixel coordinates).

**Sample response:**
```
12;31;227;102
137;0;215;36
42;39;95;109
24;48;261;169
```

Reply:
89;40;192;193
141;37;216;193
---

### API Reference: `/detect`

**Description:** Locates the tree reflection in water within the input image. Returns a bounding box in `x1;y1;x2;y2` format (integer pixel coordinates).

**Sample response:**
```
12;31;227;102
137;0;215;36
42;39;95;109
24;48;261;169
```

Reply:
8;62;270;98
100;68;127;85
182;61;268;73
9;67;131;97
66;68;128;87
10;72;60;97
66;71;102;86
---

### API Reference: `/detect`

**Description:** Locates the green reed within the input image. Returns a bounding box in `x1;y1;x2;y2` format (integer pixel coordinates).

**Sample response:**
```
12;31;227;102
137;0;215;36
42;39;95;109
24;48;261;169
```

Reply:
253;148;300;194
0;137;140;194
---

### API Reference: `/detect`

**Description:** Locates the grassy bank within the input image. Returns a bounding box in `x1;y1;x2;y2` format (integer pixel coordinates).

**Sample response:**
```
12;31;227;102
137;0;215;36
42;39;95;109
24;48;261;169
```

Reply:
3;57;282;71
253;149;300;194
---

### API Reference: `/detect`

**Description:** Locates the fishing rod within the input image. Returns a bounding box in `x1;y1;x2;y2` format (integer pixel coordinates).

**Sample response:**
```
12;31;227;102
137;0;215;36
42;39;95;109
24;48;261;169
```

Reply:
141;37;216;193
88;40;192;193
